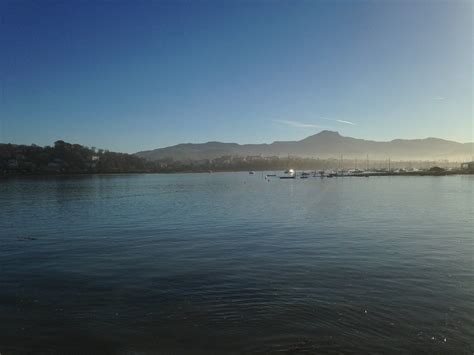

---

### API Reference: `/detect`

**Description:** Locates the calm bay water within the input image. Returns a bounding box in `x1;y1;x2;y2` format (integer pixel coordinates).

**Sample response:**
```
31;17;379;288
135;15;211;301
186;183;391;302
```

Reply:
1;173;473;354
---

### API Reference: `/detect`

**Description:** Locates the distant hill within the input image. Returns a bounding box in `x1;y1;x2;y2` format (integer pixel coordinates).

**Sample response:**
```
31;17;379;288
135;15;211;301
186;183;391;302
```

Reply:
135;131;473;161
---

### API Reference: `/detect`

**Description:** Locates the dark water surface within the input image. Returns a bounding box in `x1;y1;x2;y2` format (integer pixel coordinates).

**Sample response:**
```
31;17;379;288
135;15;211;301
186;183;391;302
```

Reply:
1;173;473;354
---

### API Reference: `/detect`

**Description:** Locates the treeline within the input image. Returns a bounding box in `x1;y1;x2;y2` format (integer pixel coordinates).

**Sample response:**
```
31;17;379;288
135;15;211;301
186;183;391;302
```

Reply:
0;142;329;175
0;141;153;175
157;156;341;172
0;140;460;176
155;156;458;172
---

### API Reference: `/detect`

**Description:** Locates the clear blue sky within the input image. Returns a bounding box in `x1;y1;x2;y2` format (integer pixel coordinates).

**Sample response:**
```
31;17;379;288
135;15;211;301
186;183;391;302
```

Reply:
1;0;472;153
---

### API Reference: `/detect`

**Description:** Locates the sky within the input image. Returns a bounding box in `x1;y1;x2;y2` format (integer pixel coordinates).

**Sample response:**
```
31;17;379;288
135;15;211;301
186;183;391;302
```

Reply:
1;0;472;153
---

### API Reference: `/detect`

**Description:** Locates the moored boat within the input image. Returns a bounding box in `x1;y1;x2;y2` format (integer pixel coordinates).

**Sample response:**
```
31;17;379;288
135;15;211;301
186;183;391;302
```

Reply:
280;168;296;179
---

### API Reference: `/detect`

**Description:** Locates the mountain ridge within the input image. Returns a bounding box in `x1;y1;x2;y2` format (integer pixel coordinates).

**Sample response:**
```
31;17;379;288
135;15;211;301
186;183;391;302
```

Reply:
135;131;473;161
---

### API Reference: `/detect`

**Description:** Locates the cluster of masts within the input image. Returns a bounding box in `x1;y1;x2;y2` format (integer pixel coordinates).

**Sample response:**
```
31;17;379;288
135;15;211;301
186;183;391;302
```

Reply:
253;168;407;180
265;169;372;179
256;154;382;179
246;154;470;178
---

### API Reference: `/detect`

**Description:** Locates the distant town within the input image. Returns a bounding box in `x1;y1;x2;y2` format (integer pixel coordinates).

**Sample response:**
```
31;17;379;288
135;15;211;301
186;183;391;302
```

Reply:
1;140;473;177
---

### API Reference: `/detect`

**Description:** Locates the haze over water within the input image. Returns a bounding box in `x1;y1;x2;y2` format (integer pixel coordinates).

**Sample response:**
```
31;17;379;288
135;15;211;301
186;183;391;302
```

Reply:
1;173;473;354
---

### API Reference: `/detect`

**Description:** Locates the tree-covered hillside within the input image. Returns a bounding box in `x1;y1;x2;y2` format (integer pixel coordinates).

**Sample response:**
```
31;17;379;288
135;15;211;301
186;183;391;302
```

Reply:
0;140;152;175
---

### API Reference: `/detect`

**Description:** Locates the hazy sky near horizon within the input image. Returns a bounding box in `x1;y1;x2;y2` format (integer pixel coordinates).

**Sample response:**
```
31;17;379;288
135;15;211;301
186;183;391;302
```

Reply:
1;0;472;153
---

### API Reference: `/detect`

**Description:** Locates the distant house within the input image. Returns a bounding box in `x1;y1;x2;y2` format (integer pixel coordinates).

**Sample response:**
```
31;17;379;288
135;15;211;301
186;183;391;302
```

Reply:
461;161;474;171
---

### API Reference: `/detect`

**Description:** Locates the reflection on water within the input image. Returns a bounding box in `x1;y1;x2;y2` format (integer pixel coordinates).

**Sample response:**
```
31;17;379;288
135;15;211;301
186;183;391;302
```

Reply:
1;173;473;353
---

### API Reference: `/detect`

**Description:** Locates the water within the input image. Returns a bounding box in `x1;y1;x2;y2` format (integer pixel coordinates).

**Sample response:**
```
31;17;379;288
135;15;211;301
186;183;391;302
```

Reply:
1;173;473;354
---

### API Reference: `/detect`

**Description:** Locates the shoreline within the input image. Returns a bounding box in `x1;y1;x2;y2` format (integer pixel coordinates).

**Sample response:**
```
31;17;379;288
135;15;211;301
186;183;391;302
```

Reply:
2;170;473;179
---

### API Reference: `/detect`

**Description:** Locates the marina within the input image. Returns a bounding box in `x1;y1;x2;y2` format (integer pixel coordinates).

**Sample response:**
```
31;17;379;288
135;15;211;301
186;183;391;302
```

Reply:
259;162;474;180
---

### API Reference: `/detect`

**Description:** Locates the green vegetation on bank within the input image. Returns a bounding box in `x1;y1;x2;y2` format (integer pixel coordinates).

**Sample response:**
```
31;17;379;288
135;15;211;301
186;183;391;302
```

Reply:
0;141;151;175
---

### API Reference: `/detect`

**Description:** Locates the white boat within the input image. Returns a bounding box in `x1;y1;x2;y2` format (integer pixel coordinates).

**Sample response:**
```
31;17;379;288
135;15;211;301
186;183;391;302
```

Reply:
280;169;296;179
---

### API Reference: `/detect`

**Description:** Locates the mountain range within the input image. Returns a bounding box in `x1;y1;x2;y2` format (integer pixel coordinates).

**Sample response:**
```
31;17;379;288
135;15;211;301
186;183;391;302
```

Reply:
135;131;473;162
